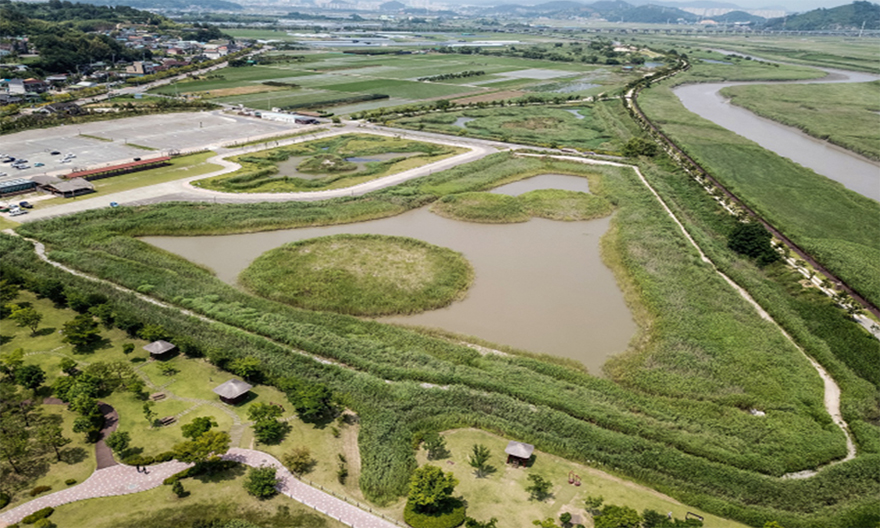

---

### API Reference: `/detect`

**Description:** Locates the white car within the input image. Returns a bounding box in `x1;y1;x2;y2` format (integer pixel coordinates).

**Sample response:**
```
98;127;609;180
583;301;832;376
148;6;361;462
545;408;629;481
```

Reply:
9;207;27;216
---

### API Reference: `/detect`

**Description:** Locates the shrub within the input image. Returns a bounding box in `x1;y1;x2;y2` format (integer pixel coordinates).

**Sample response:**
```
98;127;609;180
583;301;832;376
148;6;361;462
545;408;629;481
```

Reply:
64;479;77;486
244;466;278;499
21;507;54;524
404;499;466;528
28;486;51;497
33;520;56;528
0;492;9;509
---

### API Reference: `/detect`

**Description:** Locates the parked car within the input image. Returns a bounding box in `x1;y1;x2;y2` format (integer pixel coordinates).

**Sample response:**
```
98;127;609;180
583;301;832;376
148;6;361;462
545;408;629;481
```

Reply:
18;201;33;209
34;162;44;167
110;202;119;208
9;207;27;216
50;150;61;155
2;157;15;163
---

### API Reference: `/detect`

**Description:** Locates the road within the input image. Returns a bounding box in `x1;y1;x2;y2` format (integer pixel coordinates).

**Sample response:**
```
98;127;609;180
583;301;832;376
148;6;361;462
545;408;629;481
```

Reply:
14;123;502;221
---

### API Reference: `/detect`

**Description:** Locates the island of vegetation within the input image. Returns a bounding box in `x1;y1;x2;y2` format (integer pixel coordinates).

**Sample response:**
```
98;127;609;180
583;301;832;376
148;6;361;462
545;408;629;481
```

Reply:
240;234;474;316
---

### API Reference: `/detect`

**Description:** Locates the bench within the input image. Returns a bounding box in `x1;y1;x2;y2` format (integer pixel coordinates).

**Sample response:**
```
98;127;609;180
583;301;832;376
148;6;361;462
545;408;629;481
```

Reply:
159;416;176;426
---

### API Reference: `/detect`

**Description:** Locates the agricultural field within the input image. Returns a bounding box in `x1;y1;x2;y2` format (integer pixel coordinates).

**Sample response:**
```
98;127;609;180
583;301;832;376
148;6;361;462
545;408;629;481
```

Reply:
391;101;638;152
720;80;880;160
151;51;648;115
193;133;463;193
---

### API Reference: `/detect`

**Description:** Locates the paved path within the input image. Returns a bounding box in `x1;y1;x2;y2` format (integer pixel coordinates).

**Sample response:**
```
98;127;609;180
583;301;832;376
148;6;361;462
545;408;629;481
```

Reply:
223;448;400;528
95;403;120;470
0;460;191;525
16;123;498;222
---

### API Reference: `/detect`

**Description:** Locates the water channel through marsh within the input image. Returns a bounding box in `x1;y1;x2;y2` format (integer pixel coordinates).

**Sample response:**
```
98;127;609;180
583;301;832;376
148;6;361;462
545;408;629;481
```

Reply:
144;174;635;375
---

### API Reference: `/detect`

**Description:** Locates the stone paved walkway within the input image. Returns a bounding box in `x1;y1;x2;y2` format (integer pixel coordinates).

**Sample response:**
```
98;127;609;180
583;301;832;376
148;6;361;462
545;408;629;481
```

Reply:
223;448;401;528
0;461;190;525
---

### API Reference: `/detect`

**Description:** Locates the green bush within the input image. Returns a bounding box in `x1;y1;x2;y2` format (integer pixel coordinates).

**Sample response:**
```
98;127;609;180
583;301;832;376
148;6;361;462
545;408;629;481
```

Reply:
0;492;9;509
28;486;51;497
21;507;54;524
64;479;77;486
404;499;466;528
33;520;56;528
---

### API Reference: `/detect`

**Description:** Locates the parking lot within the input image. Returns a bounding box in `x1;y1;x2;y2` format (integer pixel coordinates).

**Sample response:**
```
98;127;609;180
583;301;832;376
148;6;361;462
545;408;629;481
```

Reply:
0;111;295;185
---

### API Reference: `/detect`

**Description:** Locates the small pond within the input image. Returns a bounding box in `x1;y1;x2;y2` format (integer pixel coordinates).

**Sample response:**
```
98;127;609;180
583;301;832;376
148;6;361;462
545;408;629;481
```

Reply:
143;174;634;375
453;117;476;128
565;109;585;121
701;59;733;65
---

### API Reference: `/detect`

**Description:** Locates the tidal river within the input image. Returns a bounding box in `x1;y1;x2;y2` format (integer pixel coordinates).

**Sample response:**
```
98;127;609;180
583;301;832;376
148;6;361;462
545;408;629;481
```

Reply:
673;59;880;202
144;174;636;376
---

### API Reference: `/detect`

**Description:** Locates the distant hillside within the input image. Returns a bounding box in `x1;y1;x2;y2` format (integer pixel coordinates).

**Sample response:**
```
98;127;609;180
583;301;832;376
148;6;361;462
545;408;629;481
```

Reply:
711;10;765;23
76;0;243;10
763;1;879;30
482;0;699;22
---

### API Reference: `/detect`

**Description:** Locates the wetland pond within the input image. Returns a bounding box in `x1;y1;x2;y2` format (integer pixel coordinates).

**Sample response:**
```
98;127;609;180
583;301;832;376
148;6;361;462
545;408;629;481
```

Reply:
143;174;635;375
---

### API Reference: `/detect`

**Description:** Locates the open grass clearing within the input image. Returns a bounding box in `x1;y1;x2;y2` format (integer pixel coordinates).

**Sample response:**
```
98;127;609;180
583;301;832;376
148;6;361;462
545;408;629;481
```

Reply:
47;467;345;528
417;428;749;528
240;234;474;316
675;49;825;83
720;80;880;160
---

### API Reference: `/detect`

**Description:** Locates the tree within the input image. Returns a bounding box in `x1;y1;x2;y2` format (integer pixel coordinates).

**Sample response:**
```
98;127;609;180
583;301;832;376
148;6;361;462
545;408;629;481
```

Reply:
59;357;78;376
621;137;657;158
728;222;779;266
290;383;334;422
0;348;24;374
172;479;186;498
229;357;261;381
105;431;130;454
560;512;572;525
468;444;493;478
532;519;556;528
526;474;552;501
9;305;42;335
248;403;286;444
408;465;458;513
246;403;282;423
282;446;314;474
181;416;217;440
122;343;135;355
0;417;30;473
763;523;785;528
585;495;604;515
142;401;157;427
172;430;231;464
62;314;102;351
595;505;641;528
14;364;46;391
137;324;167;342
244;466;278;499
36;422;71;461
423;431;448;460
0;280;19;313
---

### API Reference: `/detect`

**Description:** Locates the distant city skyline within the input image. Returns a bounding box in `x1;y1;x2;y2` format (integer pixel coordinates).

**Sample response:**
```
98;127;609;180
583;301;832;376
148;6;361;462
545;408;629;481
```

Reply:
654;0;858;13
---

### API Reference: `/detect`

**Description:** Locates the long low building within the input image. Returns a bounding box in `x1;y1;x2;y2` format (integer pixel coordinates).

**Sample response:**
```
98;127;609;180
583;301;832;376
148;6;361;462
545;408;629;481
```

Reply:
31;175;94;197
67;156;172;181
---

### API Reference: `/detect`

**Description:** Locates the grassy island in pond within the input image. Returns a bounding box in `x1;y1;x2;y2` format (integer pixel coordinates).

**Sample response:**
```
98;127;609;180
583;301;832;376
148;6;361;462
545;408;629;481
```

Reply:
239;234;474;316
193;133;463;193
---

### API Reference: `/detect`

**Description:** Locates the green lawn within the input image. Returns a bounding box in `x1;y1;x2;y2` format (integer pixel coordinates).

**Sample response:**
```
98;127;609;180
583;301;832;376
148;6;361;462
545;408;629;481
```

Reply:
721;80;880;160
48;468;346;528
416;429;749;528
321;79;479;99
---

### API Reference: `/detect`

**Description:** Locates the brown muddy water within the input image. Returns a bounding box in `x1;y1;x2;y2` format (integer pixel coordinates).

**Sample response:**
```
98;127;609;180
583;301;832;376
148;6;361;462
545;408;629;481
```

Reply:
673;66;880;202
143;174;635;375
274;152;419;180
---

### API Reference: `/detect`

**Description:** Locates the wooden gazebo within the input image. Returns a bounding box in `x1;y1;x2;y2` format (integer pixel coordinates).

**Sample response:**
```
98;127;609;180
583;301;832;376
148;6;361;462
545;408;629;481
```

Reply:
143;340;176;357
213;379;253;405
505;440;534;467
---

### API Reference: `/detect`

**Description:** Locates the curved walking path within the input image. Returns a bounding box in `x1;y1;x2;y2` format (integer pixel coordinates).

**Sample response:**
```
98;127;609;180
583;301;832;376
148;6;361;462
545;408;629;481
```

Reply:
520;153;856;477
17;123;499;222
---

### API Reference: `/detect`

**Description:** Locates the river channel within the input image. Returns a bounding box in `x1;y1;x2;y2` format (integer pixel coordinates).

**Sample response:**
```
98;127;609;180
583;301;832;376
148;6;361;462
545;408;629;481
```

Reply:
144;174;635;375
672;61;880;202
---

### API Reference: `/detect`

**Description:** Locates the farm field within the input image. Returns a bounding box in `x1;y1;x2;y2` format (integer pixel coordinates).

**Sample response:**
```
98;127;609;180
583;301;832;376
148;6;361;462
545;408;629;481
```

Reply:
151;51;646;114
720;80;880;160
